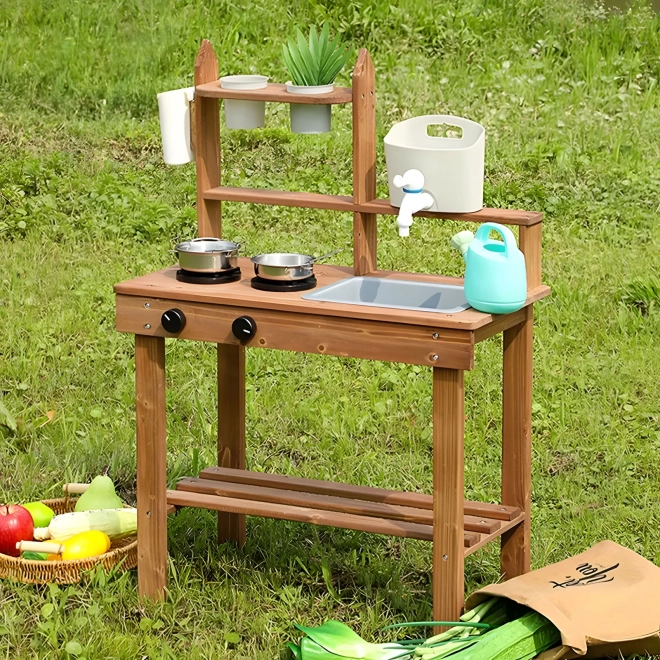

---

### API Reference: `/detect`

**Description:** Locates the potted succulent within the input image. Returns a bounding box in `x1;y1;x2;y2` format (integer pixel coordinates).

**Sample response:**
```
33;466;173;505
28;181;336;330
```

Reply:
282;23;352;134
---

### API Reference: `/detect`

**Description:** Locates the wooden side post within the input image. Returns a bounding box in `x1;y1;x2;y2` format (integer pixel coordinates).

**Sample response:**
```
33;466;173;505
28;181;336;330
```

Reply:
433;367;465;624
352;49;377;276
136;335;167;600
501;305;533;578
518;223;542;290
194;39;221;238
194;39;246;544
217;343;246;545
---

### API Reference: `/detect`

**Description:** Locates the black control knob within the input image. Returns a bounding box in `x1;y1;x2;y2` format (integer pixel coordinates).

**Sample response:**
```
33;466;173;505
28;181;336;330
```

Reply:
161;308;186;334
232;316;257;342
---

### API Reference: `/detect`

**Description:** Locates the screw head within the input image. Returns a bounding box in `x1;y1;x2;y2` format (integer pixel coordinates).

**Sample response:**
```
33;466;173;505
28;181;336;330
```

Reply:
432;333;439;339
431;354;439;361
144;302;151;308
443;554;448;561
144;323;151;330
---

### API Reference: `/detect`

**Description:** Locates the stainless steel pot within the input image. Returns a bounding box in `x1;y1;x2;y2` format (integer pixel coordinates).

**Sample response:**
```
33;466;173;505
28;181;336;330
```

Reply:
175;237;240;273
251;249;343;281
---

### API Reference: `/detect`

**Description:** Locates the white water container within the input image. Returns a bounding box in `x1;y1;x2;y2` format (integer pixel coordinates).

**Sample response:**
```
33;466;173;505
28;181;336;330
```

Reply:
157;87;195;165
220;75;268;129
384;115;485;213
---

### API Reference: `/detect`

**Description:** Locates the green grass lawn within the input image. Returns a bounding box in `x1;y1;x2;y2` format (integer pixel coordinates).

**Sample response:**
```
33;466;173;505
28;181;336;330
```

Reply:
1;0;660;657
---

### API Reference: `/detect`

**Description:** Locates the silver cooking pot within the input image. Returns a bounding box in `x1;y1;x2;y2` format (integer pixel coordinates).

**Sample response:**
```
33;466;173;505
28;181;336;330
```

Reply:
175;237;240;273
251;249;343;281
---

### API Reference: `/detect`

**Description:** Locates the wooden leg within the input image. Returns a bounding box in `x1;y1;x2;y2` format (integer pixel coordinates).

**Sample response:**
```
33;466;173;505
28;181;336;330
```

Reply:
501;305;533;579
433;367;465;625
135;335;167;600
217;343;246;545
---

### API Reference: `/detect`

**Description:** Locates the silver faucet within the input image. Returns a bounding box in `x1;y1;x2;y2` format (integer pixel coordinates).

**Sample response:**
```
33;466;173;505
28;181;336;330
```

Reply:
392;169;434;237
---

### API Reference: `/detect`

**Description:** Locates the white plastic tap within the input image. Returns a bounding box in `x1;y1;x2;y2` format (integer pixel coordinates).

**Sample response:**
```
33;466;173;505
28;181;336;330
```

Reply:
392;169;434;237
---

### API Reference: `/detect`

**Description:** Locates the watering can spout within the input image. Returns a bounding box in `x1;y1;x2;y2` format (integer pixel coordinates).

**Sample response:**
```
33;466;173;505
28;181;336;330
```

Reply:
450;231;475;262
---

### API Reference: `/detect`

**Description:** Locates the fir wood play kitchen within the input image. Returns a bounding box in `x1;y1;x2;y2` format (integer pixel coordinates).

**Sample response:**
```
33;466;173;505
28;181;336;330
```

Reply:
114;39;550;622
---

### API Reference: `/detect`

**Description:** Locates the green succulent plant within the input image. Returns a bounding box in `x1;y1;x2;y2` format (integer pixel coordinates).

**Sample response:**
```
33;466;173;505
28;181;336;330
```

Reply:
282;23;352;87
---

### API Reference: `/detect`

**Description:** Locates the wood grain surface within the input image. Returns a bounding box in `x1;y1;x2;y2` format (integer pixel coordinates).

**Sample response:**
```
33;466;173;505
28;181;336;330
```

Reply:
194;81;353;104
352;49;378;275
198;466;521;521
114;260;551;332
116;292;475;369
359;199;543;226
501;305;534;578
519;223;543;290
176;476;500;534
433;367;465;625
200;186;543;227
166;488;481;547
194;40;221;237
217;344;246;545
135;335;167;600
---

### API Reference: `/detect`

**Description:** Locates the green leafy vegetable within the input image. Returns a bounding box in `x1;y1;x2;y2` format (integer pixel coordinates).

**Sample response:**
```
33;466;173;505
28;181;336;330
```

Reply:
293;620;411;659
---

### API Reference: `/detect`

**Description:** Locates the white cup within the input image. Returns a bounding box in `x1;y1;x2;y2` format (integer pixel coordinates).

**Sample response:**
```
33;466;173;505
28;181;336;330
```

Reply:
157;87;195;165
220;75;268;129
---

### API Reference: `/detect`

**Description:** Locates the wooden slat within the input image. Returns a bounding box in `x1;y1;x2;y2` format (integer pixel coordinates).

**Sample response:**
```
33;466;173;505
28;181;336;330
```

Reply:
200;186;543;229
203;187;355;212
217;344;246;545
352;48;378;275
194;40;221;238
464;513;526;558
359;199;543;227
166;489;481;547
501;305;533;579
195;81;353;104
433;367;465;625
176;477;500;534
519;223;543;290
115;293;475;370
198;466;520;521
135;335;167;600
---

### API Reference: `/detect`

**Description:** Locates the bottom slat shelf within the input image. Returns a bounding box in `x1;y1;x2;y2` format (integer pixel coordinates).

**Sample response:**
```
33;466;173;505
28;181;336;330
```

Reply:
168;468;524;556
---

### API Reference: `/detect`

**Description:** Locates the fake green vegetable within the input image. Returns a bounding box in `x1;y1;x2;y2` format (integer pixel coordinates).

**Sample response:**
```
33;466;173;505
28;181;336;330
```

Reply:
282;23;352;87
293;620;411;659
448;611;560;660
288;598;561;660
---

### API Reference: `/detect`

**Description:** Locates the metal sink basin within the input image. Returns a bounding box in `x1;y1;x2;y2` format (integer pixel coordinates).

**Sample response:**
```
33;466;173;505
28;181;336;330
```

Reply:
302;276;470;314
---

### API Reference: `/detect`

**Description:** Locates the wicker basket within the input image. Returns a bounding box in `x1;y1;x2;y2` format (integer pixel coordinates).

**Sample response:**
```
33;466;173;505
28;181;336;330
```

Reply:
0;498;137;584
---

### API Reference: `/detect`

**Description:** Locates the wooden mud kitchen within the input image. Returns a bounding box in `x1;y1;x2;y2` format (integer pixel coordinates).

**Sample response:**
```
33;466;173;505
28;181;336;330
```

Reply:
114;41;550;621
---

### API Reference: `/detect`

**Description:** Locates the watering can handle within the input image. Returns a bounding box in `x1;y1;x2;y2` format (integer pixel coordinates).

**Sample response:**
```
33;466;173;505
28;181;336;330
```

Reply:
474;222;518;257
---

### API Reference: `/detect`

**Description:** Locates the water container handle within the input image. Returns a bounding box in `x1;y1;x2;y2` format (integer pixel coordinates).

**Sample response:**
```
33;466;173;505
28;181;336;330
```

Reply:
422;116;472;142
474;222;517;257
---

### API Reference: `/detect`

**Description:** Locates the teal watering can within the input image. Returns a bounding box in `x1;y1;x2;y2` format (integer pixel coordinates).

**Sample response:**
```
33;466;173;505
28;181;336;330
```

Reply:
450;222;527;314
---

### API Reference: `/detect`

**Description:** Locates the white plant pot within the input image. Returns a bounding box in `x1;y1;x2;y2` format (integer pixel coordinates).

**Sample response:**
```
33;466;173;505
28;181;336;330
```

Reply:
220;75;268;129
157;87;195;165
286;82;333;134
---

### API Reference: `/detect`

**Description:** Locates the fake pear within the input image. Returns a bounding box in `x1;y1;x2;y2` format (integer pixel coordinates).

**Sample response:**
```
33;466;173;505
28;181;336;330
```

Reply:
74;476;124;512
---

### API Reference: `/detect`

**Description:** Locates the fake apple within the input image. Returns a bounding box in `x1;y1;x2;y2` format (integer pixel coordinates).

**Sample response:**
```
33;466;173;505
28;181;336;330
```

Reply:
0;505;34;557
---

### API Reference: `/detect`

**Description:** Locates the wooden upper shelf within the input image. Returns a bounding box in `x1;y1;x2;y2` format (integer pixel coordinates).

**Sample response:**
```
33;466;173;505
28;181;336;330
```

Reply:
202;186;544;226
194;81;354;104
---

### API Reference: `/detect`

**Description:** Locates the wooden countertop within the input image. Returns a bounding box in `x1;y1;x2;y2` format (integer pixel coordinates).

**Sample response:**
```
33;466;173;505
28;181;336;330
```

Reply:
114;258;551;331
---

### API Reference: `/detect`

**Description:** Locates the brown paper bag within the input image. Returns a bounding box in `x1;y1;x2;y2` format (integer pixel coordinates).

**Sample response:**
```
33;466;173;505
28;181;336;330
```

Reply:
465;541;660;658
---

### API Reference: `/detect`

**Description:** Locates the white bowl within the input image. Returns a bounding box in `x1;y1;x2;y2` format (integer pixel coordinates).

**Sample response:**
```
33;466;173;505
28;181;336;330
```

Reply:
220;75;268;90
